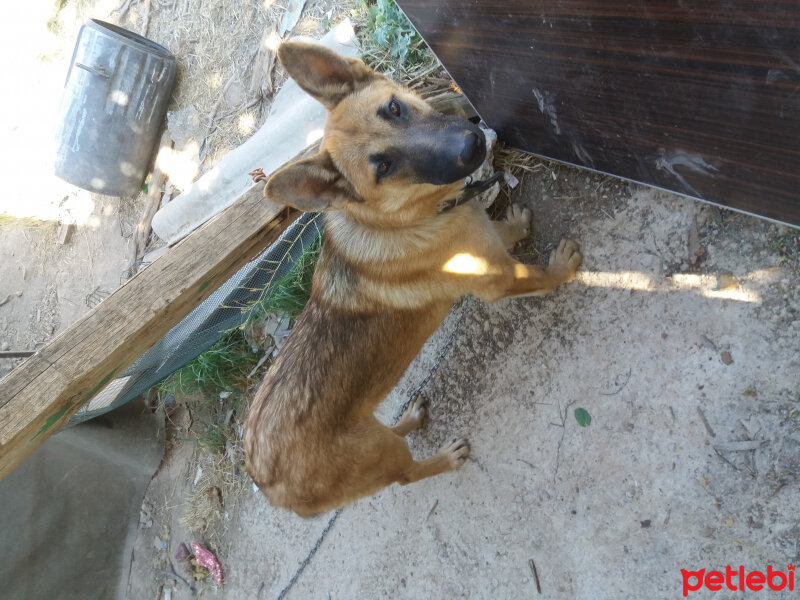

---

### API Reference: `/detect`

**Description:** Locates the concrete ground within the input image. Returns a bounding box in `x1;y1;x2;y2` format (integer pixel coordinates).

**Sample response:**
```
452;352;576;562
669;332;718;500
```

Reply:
130;172;799;600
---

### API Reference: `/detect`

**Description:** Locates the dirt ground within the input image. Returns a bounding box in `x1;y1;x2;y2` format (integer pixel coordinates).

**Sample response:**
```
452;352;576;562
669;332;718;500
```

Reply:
2;1;799;599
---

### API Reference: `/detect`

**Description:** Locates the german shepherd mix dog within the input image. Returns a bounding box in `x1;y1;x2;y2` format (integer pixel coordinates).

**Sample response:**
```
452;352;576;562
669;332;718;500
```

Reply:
245;42;582;516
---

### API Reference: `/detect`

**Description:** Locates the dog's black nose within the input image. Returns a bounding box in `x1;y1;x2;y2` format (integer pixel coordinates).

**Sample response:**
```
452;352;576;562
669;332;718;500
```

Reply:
460;129;485;169
407;116;488;185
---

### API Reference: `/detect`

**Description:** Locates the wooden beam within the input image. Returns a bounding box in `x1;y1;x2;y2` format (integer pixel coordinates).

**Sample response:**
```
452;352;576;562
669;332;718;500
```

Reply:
0;184;299;481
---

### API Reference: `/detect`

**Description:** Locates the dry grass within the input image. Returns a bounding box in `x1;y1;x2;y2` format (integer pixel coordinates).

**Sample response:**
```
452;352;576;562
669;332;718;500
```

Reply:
495;145;547;178
127;0;271;175
492;145;555;211
180;439;250;546
118;0;352;183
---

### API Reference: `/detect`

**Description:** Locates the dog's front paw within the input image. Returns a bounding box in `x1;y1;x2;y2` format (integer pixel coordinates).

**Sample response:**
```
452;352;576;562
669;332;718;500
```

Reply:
506;203;532;239
392;396;427;436
549;239;583;279
405;396;427;424
442;438;470;469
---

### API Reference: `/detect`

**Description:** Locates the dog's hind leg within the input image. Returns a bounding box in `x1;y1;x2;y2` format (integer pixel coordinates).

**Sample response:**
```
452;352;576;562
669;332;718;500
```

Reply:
396;438;471;485
390;396;426;437
345;419;468;498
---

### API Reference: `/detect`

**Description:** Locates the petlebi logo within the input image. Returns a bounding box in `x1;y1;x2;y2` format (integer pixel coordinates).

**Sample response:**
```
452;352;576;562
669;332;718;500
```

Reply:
681;564;795;596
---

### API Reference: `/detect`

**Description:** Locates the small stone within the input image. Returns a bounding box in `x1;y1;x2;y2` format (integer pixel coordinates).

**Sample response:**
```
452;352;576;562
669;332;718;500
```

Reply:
640;519;651;528
747;516;764;529
138;507;153;528
721;351;733;365
175;542;191;561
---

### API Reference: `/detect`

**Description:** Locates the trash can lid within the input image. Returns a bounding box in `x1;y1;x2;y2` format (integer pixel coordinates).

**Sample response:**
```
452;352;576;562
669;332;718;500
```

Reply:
85;19;175;60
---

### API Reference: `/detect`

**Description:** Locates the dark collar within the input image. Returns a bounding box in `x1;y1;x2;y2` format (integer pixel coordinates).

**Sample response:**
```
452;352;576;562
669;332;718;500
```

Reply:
439;172;505;213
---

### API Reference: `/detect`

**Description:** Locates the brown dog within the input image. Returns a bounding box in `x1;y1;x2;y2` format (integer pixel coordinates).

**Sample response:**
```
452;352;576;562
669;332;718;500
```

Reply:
244;42;582;516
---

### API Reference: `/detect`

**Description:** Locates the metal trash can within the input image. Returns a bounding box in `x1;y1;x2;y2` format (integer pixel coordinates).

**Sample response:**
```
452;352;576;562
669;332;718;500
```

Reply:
54;20;176;197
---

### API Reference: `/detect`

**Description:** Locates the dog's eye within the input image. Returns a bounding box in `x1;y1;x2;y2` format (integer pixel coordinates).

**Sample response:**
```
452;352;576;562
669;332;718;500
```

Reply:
376;160;391;177
389;99;401;117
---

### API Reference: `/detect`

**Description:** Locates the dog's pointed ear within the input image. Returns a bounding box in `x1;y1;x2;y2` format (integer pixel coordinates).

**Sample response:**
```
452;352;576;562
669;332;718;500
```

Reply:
278;42;375;109
265;151;358;212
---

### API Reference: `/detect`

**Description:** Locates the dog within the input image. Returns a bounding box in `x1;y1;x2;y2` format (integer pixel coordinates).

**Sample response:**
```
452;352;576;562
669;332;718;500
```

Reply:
244;42;582;516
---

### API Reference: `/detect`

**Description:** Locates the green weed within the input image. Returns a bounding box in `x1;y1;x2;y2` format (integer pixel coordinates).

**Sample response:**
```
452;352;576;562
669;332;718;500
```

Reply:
157;234;322;454
355;0;437;78
244;234;322;327
159;332;257;399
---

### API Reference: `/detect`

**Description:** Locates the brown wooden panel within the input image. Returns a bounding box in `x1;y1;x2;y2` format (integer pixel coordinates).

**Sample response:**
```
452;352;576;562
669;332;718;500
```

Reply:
398;1;800;226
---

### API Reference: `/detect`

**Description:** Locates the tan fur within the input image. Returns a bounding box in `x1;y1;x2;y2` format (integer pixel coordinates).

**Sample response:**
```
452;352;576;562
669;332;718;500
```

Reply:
245;43;582;516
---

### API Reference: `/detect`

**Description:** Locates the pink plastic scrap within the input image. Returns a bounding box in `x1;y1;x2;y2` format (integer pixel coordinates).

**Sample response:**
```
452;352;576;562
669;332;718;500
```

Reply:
191;541;224;585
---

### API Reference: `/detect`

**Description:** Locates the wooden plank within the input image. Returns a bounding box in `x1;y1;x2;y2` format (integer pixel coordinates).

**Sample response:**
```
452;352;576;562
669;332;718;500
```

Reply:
398;0;800;226
0;185;299;481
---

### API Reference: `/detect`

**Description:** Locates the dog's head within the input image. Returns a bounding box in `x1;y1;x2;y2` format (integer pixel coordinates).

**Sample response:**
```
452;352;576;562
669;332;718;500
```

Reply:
264;42;486;223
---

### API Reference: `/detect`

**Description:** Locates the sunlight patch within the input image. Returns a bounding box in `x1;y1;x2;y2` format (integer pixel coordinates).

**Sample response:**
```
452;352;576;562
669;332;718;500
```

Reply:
443;253;489;275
